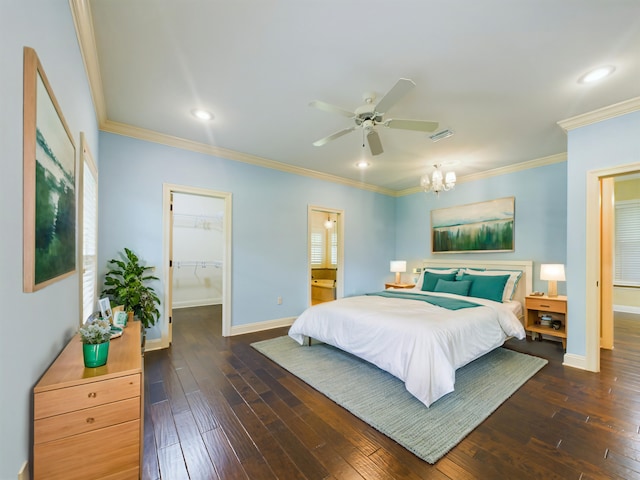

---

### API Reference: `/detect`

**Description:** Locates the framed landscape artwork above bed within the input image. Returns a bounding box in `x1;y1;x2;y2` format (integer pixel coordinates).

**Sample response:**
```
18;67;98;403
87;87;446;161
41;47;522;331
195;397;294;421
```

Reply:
431;197;515;253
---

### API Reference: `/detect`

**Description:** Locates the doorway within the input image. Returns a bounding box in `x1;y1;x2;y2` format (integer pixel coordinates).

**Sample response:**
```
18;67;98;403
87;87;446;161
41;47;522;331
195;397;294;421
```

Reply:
160;184;232;349
172;193;224;309
308;206;344;307
585;162;640;371
600;172;640;351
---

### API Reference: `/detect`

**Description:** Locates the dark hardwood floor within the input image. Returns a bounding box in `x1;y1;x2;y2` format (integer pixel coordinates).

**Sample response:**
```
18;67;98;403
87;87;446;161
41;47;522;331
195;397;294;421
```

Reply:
142;306;640;479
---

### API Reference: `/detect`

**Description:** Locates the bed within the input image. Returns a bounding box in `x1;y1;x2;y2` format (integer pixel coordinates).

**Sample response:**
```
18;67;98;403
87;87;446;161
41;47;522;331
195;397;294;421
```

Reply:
288;259;532;407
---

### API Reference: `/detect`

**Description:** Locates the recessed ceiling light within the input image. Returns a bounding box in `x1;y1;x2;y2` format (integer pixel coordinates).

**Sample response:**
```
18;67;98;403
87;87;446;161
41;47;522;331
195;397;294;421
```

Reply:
578;65;616;84
191;109;214;121
356;160;370;169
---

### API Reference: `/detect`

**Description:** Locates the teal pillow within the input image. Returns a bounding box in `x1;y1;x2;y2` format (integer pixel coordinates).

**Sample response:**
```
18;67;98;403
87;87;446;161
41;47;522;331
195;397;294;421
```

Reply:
461;273;510;303
421;272;457;292
434;279;471;296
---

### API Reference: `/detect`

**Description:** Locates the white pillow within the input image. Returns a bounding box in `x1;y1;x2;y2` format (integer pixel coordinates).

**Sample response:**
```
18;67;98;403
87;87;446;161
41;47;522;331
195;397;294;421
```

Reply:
460;268;523;302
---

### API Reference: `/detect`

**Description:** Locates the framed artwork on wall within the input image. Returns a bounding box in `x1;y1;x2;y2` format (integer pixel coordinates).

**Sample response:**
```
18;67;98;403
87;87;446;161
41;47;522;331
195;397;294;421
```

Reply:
23;47;77;292
431;196;515;253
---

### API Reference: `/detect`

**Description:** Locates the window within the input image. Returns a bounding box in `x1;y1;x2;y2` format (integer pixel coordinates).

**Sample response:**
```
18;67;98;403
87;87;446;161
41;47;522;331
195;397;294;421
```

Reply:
330;231;337;266
310;212;337;268
81;141;98;323
615;200;640;286
311;232;324;265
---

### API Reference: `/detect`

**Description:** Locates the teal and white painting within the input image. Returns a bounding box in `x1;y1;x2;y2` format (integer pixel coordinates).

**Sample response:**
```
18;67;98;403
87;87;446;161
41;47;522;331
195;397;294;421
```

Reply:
431;197;514;253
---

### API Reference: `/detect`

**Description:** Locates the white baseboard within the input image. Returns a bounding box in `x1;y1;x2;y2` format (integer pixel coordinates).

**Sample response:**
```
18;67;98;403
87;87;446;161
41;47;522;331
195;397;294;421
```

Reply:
562;353;588;370
144;337;165;352
614;304;640;315
230;316;297;336
173;298;222;309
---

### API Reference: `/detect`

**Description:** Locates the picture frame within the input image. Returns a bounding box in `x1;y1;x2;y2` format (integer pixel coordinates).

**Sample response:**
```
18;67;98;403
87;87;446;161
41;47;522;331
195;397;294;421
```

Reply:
431;197;515;253
23;47;77;292
113;311;128;328
98;297;113;323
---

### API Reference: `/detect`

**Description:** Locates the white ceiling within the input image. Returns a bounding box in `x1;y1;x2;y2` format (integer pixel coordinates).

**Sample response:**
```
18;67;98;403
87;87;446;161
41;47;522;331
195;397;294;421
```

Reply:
81;0;640;192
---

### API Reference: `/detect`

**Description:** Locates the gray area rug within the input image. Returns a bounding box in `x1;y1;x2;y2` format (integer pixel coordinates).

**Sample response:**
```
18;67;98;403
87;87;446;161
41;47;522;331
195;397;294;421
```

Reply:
251;336;547;464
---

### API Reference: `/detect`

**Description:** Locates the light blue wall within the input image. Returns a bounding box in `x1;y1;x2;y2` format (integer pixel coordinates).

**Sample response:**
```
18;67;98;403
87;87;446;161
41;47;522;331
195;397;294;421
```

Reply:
566;110;640;356
98;133;396;339
0;1;98;477
395;162;568;293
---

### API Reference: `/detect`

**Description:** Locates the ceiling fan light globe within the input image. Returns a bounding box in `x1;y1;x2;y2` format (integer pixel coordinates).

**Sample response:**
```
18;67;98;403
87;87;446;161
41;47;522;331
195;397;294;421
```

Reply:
445;171;456;185
420;174;431;188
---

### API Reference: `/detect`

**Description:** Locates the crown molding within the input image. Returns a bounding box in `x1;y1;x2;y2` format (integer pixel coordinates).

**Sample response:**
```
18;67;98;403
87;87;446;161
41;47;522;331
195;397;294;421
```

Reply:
558;96;640;131
101;120;396;196
69;0;107;125
395;152;567;197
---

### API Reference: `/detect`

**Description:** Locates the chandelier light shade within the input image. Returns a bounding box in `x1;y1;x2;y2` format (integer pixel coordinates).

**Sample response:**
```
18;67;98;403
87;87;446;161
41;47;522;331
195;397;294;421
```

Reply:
540;264;566;297
421;164;456;195
390;260;407;284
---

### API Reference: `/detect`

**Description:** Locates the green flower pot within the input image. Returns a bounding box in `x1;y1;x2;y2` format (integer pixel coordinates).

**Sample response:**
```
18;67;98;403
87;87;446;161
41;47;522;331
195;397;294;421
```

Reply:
83;341;110;368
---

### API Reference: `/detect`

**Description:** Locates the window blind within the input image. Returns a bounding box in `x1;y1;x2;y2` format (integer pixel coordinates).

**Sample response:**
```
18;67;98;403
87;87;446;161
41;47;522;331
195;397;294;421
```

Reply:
615;200;640;287
330;231;337;266
82;158;98;323
311;232;324;265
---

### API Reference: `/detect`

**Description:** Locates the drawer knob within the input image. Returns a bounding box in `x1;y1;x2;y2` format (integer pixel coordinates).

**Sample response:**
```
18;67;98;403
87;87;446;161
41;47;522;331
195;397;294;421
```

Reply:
540;304;550;308
86;417;95;424
88;392;97;398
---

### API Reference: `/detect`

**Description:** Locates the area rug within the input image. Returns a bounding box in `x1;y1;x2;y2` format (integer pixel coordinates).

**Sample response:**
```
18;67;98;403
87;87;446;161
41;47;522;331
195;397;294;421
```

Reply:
251;336;547;464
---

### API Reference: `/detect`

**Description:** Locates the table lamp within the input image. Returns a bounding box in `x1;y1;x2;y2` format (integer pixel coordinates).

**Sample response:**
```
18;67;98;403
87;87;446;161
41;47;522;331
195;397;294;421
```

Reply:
390;261;407;284
540;264;565;297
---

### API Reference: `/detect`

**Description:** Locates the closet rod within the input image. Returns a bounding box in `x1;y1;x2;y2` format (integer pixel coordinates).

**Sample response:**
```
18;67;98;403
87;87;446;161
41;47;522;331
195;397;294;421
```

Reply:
175;260;222;268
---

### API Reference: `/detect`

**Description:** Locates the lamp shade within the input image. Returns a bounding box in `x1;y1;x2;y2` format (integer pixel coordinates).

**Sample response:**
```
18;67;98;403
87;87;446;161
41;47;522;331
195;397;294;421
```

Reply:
540;264;565;297
540;264;565;281
390;261;407;273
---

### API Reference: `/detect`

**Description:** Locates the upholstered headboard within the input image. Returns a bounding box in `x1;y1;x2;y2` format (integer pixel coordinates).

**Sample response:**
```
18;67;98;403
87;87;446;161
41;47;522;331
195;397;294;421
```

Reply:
421;259;533;309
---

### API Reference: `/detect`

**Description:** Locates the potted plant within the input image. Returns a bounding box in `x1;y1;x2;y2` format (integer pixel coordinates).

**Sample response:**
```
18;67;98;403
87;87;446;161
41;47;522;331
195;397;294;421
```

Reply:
79;319;112;367
101;248;161;330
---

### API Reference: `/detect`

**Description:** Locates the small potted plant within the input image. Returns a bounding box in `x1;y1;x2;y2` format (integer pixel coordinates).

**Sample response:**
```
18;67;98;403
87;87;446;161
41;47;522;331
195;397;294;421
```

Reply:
79;319;112;367
101;248;161;330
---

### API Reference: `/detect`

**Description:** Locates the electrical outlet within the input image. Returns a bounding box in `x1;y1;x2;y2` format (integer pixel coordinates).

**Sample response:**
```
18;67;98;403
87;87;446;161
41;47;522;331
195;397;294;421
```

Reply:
412;268;422;274
277;296;282;305
18;461;29;480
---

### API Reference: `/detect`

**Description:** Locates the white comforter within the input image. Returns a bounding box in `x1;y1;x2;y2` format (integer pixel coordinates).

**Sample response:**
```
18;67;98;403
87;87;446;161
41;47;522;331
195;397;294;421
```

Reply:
288;290;525;407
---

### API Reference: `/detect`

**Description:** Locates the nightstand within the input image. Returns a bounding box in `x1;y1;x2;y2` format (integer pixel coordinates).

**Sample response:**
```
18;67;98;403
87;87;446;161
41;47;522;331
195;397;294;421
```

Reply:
524;295;567;349
385;283;415;289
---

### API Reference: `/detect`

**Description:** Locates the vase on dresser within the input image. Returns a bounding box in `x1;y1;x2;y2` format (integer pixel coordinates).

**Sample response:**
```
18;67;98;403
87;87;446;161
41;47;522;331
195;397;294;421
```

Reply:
82;340;110;368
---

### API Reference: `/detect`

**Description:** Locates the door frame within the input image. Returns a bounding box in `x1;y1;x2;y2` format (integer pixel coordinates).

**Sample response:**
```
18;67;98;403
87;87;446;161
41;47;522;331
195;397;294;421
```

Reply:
585;161;640;371
308;205;344;305
159;183;232;349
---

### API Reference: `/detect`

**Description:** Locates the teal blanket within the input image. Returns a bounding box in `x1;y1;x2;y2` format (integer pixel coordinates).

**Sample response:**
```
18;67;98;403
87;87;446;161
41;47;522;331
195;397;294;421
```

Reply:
366;290;481;310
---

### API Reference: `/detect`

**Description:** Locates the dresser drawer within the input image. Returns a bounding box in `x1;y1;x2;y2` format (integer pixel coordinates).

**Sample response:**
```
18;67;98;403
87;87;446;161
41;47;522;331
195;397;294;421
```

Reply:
526;297;567;314
34;374;140;420
35;396;140;444
34;420;140;480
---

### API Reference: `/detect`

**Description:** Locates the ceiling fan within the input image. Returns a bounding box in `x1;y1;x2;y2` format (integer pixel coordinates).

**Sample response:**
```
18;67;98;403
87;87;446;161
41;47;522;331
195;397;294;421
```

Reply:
310;78;439;156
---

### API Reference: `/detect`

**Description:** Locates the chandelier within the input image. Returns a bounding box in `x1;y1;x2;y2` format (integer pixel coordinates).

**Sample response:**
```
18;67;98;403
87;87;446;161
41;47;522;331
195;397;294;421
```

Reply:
420;164;456;195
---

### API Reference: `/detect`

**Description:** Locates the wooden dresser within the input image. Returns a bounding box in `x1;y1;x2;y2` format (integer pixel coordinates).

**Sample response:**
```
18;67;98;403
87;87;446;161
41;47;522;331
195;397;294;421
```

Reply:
33;322;143;479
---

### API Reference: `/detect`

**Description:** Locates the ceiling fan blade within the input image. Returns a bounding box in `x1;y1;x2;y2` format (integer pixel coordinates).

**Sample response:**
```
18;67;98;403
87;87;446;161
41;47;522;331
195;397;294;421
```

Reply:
312;126;357;146
309;100;355;118
367;130;384;156
384;119;439;132
374;78;415;114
